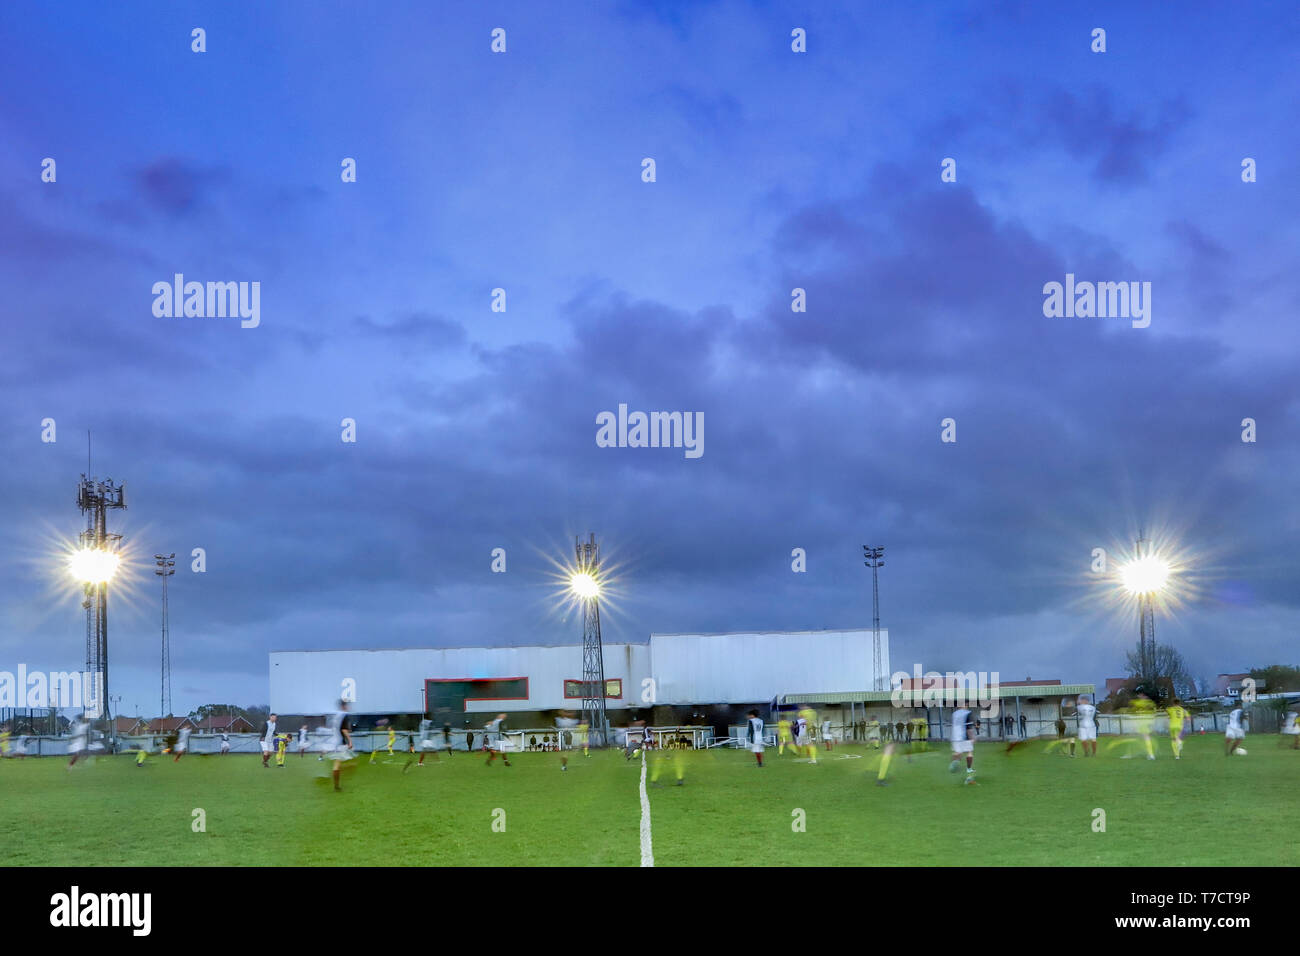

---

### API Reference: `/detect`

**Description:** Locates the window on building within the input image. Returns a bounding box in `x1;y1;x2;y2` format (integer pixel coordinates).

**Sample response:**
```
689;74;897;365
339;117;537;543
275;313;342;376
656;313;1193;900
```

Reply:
564;679;622;699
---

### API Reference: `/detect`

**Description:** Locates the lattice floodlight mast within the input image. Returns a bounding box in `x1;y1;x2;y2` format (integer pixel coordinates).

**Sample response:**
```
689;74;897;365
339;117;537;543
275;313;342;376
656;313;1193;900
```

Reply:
577;533;609;746
155;553;176;718
77;474;125;730
1136;533;1156;689
863;546;885;691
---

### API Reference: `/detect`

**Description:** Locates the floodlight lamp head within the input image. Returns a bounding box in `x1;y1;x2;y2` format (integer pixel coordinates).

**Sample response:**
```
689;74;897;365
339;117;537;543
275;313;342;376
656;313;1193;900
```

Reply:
69;547;119;584
569;571;600;600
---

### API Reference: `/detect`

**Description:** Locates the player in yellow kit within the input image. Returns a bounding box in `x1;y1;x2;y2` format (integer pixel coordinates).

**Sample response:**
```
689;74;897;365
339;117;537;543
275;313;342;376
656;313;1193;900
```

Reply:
275;732;289;766
798;704;818;764
1132;692;1157;760
1166;698;1189;759
575;720;590;757
914;716;929;752
649;740;685;786
777;717;793;755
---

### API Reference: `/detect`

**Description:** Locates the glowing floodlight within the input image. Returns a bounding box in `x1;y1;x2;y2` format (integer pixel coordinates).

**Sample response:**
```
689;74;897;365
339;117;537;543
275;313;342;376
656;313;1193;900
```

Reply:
569;571;600;599
68;548;120;585
1119;555;1170;595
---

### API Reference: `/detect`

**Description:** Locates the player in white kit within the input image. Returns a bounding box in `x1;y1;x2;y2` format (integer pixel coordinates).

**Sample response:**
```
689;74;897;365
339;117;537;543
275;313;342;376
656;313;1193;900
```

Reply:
410;718;440;769
261;715;278;768
173;725;191;761
1076;696;1098;757
556;711;578;771
949;707;978;784
324;701;354;790
219;731;230;755
1282;709;1300;750
67;716;91;768
484;714;511;766
747;710;765;767
1224;702;1248;755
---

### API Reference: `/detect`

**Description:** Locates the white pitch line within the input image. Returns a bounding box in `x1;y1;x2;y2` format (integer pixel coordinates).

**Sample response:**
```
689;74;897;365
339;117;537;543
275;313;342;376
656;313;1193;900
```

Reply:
639;750;655;867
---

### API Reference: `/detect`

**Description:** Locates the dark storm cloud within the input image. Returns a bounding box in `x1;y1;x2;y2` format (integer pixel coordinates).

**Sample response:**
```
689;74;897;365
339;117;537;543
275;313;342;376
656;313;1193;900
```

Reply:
1033;87;1192;184
134;158;231;218
919;81;1193;186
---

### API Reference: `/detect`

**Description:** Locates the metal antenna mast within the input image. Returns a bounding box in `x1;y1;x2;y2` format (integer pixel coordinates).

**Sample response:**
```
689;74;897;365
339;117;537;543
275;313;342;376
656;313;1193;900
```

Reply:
863;546;885;690
155;553;176;718
576;533;608;746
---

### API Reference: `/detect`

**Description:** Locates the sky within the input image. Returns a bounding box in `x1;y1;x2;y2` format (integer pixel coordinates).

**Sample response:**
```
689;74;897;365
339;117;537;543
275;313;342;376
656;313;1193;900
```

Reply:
1;0;1297;718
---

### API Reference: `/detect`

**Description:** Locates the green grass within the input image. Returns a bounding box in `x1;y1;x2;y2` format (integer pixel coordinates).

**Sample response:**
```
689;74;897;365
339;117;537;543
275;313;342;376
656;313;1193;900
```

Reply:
4;734;1298;866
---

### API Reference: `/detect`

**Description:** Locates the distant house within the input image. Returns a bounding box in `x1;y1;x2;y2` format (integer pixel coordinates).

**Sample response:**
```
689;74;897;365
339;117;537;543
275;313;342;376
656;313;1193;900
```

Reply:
1215;673;1263;698
194;715;255;734
1105;677;1130;697
112;716;147;735
143;716;198;734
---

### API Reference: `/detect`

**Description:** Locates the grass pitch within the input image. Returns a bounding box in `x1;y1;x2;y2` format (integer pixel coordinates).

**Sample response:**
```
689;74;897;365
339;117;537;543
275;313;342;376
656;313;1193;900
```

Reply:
4;734;1297;866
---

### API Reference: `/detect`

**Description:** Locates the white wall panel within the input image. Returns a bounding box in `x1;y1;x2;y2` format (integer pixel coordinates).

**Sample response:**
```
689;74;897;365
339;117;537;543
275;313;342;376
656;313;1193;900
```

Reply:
648;629;887;704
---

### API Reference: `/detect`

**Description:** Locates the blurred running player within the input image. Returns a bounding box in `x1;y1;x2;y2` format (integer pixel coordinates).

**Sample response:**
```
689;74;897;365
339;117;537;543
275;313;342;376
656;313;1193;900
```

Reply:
298;723;309;758
67;715;91;768
1225;701;1248;756
867;716;882;749
484;714;511;766
557;711;578;770
403;718;434;773
821;718;834;752
649;737;685;787
1132;692;1157;760
173;725;191;762
1076;695;1098;757
747;710;765;767
627;718;648;759
949;707;978;784
797;703;818;764
1282;708;1300;749
261;714;278;768
777;715;793;755
325;700;354;790
219;731;230;755
1166;698;1188;759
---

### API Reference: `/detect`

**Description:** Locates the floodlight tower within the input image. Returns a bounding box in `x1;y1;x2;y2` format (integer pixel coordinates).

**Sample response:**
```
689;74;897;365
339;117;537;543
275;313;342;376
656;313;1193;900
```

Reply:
74;472;126;734
574;534;608;746
155;553;176;718
1135;533;1158;687
1117;531;1171;693
863;546;885;690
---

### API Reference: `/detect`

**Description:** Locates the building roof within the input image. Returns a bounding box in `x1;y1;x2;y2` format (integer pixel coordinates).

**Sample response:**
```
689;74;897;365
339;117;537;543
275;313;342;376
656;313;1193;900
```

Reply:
650;628;881;638
144;717;197;732
784;684;1095;705
194;715;254;730
270;642;641;654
